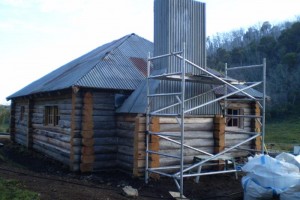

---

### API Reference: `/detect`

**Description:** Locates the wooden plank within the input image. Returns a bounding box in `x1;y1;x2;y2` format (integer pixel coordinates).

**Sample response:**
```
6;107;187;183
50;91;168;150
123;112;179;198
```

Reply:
138;124;146;132
160;139;214;149
93;115;115;122
82;138;95;147
117;160;133;170
94;154;117;161
118;154;133;163
116;114;137;122
93;110;115;116
70;89;82;172
148;131;213;139
94;145;118;153
150;117;160;170
94;137;118;145
118;138;134;146
117;121;135;130
213;115;225;154
33;134;71;149
78;91;95;172
118;145;134;156
93;121;115;129
133;116;141;177
32;130;71;142
14;134;26;145
93;104;115;110
117;129;135;138
159;122;213;132
81;146;94;155
80;163;93;172
33;140;71;158
32;124;71;135
33;143;70;165
251;102;262;151
159;117;213;124
94;130;116;137
93;160;117;169
81;155;95;164
81;130;93;139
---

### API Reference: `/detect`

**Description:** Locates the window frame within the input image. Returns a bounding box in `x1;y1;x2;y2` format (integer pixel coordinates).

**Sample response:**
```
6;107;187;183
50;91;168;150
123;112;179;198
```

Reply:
44;106;60;126
226;108;244;128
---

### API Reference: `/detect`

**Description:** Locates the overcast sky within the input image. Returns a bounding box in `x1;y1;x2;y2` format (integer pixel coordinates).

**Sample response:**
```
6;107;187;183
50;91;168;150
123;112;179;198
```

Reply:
1;0;299;105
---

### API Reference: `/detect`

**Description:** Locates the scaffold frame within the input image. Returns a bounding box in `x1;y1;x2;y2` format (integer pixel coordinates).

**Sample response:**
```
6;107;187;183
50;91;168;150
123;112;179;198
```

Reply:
145;47;267;198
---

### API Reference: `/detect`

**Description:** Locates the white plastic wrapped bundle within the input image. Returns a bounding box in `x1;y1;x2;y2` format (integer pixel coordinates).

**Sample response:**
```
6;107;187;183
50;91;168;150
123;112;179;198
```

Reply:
241;154;300;199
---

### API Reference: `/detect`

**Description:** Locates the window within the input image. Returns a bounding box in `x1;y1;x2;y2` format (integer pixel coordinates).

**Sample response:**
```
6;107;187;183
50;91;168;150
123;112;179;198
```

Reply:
20;106;25;121
45;106;60;126
226;108;243;128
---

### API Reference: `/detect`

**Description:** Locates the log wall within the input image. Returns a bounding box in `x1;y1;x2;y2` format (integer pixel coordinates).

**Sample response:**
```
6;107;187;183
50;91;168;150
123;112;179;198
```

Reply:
92;92;117;171
157;117;215;168
132;116;215;176
116;114;137;172
32;93;76;167
71;89;83;171
13;99;29;146
11;91;81;169
222;101;259;157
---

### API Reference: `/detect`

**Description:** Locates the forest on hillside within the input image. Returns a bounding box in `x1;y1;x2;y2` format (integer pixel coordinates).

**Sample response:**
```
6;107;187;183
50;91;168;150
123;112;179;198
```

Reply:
0;105;9;132
206;18;300;119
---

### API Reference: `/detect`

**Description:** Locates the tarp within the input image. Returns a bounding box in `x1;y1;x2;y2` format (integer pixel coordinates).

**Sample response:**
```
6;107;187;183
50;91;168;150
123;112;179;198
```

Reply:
241;153;300;200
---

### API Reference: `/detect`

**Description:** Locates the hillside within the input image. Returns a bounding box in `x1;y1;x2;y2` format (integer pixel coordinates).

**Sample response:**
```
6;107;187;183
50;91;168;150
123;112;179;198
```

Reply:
207;19;300;119
0;105;9;133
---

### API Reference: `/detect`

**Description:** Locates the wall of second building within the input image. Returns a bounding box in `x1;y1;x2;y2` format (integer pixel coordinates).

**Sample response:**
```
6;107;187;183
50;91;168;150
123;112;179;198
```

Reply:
221;100;261;157
11;99;29;146
10;90;80;169
116;114;138;172
11;89;135;173
91;91;118;171
33;93;77;167
131;115;216;175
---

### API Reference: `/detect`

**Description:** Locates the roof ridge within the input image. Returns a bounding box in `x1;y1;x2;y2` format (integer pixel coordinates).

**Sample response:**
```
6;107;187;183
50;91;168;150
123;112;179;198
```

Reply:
74;33;136;87
102;33;135;60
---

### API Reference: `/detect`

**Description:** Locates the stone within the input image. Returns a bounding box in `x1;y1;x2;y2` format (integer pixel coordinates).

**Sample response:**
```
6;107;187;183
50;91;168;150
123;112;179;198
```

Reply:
122;186;138;198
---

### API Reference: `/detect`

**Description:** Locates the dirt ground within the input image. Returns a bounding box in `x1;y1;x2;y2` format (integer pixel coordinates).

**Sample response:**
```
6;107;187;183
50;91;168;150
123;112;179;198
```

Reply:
0;138;244;200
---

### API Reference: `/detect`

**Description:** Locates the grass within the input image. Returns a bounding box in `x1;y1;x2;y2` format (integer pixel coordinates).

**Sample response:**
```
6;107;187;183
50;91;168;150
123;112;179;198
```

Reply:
0;123;9;133
0;178;40;200
265;116;300;152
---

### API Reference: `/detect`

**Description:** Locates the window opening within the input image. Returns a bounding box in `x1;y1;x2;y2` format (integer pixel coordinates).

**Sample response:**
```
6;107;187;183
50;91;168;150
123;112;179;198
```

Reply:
45;106;60;126
227;108;239;127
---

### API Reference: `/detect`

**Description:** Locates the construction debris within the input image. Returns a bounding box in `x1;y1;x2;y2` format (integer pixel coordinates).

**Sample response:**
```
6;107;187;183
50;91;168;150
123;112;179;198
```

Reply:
122;186;138;198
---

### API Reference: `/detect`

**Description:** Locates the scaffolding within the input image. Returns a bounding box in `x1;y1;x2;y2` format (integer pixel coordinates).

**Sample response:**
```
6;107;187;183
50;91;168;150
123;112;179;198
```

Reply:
145;47;267;198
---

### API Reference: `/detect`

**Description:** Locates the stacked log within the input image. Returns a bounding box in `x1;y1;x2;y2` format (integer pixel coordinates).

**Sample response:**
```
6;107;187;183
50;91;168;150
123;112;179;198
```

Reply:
223;102;254;157
32;95;75;167
116;115;137;172
132;116;215;176
92;92;117;171
251;102;262;151
13;100;28;146
158;117;214;168
79;91;93;172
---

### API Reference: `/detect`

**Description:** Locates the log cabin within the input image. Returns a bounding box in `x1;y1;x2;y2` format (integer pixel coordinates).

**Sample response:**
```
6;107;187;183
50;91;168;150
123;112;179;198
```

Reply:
6;33;262;175
7;0;264;176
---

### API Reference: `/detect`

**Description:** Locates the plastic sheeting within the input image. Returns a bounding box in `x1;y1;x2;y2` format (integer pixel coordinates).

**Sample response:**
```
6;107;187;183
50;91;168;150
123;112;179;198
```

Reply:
241;153;300;200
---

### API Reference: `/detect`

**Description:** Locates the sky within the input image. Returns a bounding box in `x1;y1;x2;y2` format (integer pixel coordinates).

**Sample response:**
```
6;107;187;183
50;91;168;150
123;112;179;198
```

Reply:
0;0;299;105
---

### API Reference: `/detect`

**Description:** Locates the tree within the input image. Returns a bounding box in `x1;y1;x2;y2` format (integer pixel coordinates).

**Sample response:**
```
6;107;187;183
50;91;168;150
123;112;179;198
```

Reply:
258;36;277;59
282;52;298;69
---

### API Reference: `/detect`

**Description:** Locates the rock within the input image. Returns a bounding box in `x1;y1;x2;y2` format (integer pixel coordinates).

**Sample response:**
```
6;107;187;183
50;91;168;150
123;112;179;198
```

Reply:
122;186;138;198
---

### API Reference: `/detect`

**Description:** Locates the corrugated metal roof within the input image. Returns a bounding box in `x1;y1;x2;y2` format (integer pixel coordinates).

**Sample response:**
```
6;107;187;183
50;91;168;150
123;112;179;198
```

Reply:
7;33;153;100
214;84;264;98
